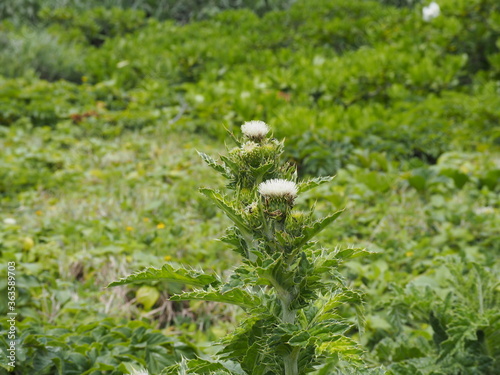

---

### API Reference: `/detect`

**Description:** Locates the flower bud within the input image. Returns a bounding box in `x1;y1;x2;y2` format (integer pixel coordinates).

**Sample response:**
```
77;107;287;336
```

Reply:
240;141;263;167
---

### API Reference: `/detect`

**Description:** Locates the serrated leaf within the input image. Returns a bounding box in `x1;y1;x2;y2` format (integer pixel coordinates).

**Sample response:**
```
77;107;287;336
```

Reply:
317;335;362;357
200;188;251;237
294;209;344;248
252;163;274;183
334;247;370;260
312;291;363;325
288;330;311;346
198;151;231;179
108;264;217;288
171;287;260;309
220;229;242;247
297;176;335;194
289;320;352;349
120;363;148;375
219;227;248;257
191;358;247;374
220;155;240;175
309;319;351;338
162;357;247;375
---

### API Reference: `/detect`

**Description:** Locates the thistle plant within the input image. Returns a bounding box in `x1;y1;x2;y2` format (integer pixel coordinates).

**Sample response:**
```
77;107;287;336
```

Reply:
110;121;367;374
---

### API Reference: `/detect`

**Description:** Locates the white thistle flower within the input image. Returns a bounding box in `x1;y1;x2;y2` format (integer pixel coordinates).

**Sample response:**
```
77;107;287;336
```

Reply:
241;121;270;140
3;218;16;225
258;179;298;199
422;2;440;22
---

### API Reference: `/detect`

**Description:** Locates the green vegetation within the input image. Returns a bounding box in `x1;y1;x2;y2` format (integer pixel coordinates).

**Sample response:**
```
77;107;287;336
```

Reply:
0;0;499;374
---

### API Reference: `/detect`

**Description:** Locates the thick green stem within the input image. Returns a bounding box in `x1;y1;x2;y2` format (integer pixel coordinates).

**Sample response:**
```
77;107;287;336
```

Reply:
281;296;300;375
284;347;300;375
281;299;296;323
267;268;300;375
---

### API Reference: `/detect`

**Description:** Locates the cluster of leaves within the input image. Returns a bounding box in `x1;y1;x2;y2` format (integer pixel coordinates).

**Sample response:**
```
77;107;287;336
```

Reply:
0;318;197;374
370;259;500;374
39;7;148;46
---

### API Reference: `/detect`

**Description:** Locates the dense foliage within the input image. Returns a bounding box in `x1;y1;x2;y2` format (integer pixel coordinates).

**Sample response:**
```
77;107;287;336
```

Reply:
0;0;499;374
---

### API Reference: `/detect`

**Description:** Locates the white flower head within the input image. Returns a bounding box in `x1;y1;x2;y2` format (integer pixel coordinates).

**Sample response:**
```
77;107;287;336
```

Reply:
423;2;440;22
241;121;270;140
3;218;16;225
258;179;298;200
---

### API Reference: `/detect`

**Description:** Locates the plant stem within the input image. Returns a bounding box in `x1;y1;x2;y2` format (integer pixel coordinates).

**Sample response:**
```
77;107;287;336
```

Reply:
268;272;301;374
281;299;296;324
281;295;299;375
284;347;300;375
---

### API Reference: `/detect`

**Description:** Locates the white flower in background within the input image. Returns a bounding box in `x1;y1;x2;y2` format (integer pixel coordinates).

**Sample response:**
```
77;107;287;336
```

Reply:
258;179;298;199
241;120;270;140
3;218;16;225
474;206;494;215
423;2;440;22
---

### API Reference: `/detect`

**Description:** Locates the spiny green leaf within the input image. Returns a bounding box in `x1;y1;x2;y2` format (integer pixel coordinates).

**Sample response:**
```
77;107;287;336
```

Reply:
171;287;261;309
312;291;363;324
317;335;362;357
200;188;251;237
294;209;344;248
219;227;248;257
220;155;240;175
334;247;370;260
251;163;274;184
288;330;311;346
108;264;217;288
309;319;351;338
297;176;335;194
163;357;246;374
289;320;351;347
198;151;231;179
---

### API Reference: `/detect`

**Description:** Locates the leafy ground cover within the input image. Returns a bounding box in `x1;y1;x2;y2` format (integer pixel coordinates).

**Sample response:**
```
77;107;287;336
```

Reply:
0;0;499;374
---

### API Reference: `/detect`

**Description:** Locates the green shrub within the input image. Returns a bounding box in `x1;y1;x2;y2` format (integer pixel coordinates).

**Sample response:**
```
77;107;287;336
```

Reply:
0;318;197;374
373;259;500;374
39;6;147;46
0;27;84;82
